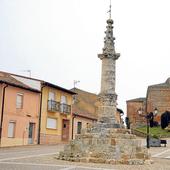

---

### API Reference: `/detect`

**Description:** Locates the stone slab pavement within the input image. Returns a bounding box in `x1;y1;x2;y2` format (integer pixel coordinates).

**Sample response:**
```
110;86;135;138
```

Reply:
0;145;115;170
140;138;170;159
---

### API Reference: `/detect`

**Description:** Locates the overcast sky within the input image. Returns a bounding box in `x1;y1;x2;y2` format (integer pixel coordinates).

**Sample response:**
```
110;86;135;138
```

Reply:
1;0;170;114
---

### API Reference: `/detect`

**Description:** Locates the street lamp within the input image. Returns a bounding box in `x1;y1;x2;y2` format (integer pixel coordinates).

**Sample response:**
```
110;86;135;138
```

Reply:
137;107;158;148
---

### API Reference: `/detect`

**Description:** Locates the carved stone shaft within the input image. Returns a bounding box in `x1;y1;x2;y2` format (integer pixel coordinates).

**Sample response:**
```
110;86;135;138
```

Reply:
98;19;120;124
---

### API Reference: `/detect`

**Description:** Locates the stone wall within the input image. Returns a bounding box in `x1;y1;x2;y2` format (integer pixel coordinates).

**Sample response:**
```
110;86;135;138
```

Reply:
58;128;150;165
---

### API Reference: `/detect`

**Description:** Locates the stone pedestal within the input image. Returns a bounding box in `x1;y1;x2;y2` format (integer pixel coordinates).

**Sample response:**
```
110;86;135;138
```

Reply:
58;127;150;165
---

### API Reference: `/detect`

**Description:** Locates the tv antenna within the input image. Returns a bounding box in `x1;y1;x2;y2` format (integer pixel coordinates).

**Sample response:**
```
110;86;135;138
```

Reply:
73;80;80;89
21;70;31;77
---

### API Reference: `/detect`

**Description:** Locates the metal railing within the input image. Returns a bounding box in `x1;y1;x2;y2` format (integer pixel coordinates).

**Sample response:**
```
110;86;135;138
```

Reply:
60;103;71;114
48;100;71;114
48;100;60;112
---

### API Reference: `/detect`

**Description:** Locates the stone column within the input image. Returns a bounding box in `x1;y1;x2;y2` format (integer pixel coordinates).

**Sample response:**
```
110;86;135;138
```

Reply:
98;19;120;126
58;15;150;166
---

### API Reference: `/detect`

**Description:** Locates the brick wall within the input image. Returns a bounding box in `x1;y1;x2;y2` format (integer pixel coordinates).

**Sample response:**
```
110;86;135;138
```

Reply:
147;87;170;123
127;78;170;127
126;99;146;128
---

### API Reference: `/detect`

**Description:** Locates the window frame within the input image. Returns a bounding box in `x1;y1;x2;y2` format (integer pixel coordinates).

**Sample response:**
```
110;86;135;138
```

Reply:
77;121;82;134
16;93;24;109
48;91;55;101
60;95;67;113
46;117;57;129
60;95;67;104
8;121;16;138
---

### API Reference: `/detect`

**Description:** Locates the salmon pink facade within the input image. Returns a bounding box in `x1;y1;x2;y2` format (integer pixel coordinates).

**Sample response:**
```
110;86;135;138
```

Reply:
0;83;40;147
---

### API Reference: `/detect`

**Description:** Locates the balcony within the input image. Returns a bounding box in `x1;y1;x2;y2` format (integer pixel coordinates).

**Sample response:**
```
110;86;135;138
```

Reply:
48;100;60;112
47;100;71;114
60;103;71;114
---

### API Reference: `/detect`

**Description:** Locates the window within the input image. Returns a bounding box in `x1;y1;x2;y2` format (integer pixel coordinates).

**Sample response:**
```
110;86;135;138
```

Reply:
8;121;16;138
48;92;56;111
46;118;57;129
77;122;82;134
48;91;55;101
61;95;67;104
60;95;67;113
16;93;23;109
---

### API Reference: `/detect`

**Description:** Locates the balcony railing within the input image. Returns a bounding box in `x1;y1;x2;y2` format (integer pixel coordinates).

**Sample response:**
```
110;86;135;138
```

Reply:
60;103;71;114
48;100;60;112
47;100;71;114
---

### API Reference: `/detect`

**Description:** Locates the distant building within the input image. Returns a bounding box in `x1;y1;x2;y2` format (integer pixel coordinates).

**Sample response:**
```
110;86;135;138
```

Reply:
147;78;170;123
116;108;124;125
126;98;146;128
71;88;98;139
0;72;40;147
72;88;124;139
126;78;170;127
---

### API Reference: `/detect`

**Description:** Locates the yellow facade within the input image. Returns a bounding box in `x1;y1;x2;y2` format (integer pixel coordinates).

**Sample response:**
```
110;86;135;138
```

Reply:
40;86;74;144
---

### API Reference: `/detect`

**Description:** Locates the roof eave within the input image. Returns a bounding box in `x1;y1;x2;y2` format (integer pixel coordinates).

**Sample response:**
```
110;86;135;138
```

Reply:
73;112;97;121
0;80;40;93
43;82;76;95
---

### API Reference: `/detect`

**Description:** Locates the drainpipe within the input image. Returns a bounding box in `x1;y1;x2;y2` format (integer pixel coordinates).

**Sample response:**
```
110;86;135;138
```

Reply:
71;114;76;140
37;84;45;144
71;89;77;140
0;84;8;146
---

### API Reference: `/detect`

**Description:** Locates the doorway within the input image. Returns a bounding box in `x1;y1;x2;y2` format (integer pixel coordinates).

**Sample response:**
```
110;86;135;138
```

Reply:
62;120;69;141
28;122;35;144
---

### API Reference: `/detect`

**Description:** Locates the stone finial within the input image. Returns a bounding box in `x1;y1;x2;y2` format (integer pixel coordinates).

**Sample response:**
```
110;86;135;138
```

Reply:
98;18;120;60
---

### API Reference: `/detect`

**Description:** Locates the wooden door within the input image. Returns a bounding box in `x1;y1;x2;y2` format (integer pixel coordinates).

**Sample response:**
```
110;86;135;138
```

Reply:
62;120;69;141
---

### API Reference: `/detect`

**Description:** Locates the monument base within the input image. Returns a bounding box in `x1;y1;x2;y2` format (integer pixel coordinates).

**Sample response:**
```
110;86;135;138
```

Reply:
58;126;151;165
